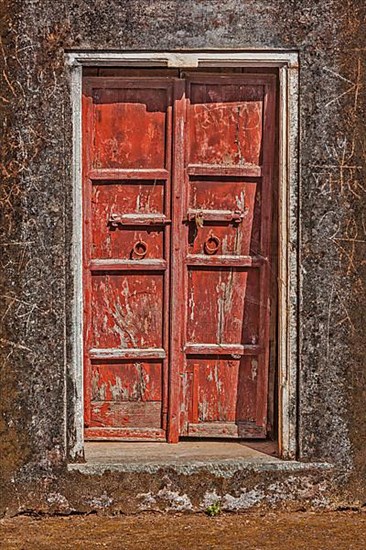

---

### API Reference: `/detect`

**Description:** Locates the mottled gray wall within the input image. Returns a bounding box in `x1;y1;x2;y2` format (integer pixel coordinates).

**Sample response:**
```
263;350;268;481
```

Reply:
1;0;365;513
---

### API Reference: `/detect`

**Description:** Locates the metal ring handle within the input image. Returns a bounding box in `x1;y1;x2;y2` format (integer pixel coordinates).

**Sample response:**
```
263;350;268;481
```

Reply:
204;234;220;255
132;240;148;258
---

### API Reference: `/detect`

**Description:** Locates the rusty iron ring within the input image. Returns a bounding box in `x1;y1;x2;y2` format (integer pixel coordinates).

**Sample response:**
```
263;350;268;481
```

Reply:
204;234;220;255
132;240;148;258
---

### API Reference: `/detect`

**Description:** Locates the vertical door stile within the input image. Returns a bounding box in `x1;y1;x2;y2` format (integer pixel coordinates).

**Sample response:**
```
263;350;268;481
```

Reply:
168;79;186;443
161;84;173;432
257;78;277;429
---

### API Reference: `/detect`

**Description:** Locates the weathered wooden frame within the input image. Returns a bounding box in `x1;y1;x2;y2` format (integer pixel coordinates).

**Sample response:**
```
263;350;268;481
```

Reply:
66;51;299;461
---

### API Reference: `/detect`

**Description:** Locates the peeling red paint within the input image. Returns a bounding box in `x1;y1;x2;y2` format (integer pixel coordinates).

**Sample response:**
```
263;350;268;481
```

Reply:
82;73;276;440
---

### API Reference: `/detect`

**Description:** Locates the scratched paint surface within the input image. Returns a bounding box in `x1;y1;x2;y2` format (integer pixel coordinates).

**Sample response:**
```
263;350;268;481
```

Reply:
91;181;164;259
91;273;163;349
179;76;275;438
90;402;161;428
83;79;172;435
187;268;260;345
189;179;260;255
188;83;264;166
83;75;274;439
188;269;247;343
91;361;162;402
92;87;168;169
187;358;239;422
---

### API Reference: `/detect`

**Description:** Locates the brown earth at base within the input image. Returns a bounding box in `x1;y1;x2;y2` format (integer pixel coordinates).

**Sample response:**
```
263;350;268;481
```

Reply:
1;511;365;549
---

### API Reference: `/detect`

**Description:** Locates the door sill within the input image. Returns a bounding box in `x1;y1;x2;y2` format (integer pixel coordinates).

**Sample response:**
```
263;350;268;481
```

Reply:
68;441;333;475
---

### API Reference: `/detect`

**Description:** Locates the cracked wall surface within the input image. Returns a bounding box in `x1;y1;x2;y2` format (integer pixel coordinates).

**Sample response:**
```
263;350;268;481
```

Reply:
0;0;365;514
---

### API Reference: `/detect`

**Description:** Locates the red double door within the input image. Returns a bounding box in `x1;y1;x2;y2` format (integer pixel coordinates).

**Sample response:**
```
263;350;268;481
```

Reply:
82;73;276;442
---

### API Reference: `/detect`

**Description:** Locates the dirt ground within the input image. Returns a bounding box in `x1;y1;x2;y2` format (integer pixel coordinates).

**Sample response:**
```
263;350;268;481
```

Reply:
1;511;365;549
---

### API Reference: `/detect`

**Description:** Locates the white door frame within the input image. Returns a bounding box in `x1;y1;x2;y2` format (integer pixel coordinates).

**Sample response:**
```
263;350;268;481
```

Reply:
65;50;299;460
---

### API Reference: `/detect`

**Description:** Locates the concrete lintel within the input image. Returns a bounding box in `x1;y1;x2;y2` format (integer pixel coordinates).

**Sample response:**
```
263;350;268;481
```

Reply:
65;50;299;68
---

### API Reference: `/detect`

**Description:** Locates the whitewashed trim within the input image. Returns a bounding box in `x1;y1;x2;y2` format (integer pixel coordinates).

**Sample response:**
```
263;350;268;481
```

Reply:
66;51;298;69
69;63;84;459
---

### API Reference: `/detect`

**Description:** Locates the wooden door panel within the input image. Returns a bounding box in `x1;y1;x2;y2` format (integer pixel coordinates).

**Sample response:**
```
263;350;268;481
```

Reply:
91;180;165;259
83;78;174;439
92;86;169;169
189;179;260;255
91;361;162;402
236;356;261;423
187;268;249;345
91;227;164;261
90;401;162;428
188;81;264;166
90;273;163;349
171;74;276;440
186;358;240;423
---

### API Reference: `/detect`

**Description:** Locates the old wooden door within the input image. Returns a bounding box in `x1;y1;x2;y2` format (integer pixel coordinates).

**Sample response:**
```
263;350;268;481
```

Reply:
82;73;276;442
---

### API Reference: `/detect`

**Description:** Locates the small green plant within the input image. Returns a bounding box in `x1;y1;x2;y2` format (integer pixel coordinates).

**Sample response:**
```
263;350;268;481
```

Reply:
205;501;221;517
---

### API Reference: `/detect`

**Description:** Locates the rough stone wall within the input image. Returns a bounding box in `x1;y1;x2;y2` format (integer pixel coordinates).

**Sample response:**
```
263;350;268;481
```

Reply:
0;0;365;514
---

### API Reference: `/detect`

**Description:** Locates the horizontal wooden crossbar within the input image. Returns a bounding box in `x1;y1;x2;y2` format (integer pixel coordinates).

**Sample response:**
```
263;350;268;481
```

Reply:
89;348;166;360
186;254;265;267
85;427;166;441
187;164;262;177
187;421;266;438
184;343;261;356
90;259;167;271
108;213;170;226
89;168;169;180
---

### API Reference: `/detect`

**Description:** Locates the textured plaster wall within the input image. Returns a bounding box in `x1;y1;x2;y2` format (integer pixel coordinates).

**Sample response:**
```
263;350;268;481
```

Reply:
0;0;365;514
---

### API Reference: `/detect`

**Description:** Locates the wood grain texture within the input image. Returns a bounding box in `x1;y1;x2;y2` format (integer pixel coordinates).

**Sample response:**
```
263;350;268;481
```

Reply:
180;74;276;438
83;78;173;436
83;73;276;440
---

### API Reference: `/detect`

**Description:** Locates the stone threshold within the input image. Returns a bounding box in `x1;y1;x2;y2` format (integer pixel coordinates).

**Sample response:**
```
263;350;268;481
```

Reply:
68;441;333;477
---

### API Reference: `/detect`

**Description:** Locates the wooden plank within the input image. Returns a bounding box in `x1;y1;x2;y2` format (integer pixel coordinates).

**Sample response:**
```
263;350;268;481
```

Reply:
90;259;167;271
255;79;277;429
84;76;175;90
185;255;265;267
89;348;166;360
188;421;266;438
90;401;162;428
90;168;169;180
85;427;166;441
184;343;261;356
187;164;262;177
168;78;186;443
162;83;174;432
91;361;162;402
182;73;277;86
